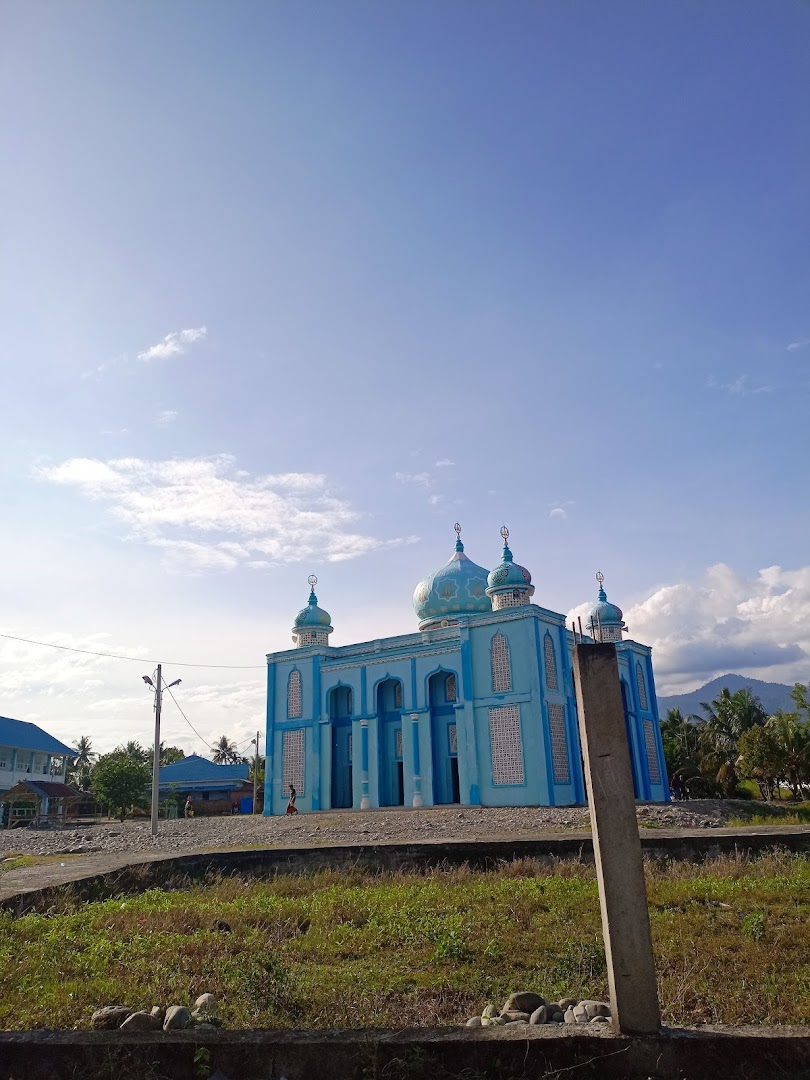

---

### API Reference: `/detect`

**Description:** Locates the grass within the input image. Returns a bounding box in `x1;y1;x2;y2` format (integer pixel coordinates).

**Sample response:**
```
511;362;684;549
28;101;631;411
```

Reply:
0;852;809;1031
728;801;810;827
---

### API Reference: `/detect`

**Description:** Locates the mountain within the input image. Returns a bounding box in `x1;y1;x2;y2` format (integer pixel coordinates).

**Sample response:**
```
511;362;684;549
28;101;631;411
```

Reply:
657;674;799;719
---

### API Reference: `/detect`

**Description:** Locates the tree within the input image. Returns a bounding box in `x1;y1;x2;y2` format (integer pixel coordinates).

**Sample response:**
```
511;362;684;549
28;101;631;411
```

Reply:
67;735;96;790
791;683;810;724
91;753;150;821
212;736;242;764
737;725;784;801
767;710;810;799
699;687;767;796
160;745;185;766
121;740;150;764
659;709;704;797
72;736;95;767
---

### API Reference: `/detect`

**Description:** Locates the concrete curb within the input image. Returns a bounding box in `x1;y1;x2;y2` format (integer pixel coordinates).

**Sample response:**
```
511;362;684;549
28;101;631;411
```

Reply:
1;1025;810;1080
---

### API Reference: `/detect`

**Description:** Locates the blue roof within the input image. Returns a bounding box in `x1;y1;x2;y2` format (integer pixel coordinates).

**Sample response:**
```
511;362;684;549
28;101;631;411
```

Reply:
0;716;74;757
158;754;249;783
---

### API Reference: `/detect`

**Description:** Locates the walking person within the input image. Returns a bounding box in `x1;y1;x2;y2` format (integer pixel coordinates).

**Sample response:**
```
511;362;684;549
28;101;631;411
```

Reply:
286;784;298;815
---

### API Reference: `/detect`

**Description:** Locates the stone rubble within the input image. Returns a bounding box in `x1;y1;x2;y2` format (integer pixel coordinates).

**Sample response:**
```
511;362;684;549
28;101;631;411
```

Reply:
468;992;612;1029
0;800;733;859
90;994;222;1033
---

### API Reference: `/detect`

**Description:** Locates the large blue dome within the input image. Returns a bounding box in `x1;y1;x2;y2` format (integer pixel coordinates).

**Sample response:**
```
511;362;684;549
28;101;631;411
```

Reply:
294;593;332;629
413;527;491;628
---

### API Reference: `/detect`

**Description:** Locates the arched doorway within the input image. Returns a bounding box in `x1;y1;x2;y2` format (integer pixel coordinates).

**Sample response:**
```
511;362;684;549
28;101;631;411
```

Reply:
429;671;459;804
329;685;353;809
376;678;404;806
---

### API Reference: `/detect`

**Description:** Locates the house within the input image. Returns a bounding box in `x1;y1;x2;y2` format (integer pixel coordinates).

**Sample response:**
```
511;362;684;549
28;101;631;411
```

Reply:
158;754;253;813
0;779;83;828
263;527;668;815
0;715;74;795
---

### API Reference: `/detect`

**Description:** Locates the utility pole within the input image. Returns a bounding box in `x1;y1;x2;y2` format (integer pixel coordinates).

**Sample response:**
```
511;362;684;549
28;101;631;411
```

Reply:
253;730;260;814
151;664;162;837
142;666;181;838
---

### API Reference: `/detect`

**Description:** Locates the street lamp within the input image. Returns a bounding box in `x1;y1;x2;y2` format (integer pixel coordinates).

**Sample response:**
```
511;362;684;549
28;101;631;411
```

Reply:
250;731;261;814
142;664;182;836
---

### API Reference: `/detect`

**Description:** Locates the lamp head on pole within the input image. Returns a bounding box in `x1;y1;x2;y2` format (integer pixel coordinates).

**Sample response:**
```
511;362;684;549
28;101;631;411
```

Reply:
142;675;154;687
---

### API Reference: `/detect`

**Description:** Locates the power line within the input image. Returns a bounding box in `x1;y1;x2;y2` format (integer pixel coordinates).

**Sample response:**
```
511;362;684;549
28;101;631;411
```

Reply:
0;631;264;669
164;685;219;753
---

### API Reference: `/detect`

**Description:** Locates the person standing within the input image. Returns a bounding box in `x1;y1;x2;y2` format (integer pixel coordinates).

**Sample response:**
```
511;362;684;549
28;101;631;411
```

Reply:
286;784;298;815
184;796;194;819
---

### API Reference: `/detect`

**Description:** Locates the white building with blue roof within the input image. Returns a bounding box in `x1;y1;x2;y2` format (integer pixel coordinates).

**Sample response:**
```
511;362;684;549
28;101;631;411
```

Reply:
0;715;74;795
264;526;669;816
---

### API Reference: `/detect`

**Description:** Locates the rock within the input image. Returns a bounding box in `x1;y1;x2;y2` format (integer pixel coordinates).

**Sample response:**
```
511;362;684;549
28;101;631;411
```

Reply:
163;1005;191;1031
481;1004;499;1019
551;1011;565;1023
563;1007;577;1025
500;1010;531;1024
505;1019;528;1025
466;1016;483;1027
529;1006;548;1025
502;992;545;1015
573;1004;589;1024
150;1007;165;1022
590;1015;610;1024
91;1006;133;1030
194;993;217;1014
558;997;577;1009
120;1011;162;1031
581;1000;611;1019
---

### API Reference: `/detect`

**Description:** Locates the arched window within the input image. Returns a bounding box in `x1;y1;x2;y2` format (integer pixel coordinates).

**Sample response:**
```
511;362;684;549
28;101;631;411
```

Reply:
635;662;648;711
491;633;512;692
346;688;353;714
287;670;302;719
445;673;457;702
544;634;558;691
394;681;403;709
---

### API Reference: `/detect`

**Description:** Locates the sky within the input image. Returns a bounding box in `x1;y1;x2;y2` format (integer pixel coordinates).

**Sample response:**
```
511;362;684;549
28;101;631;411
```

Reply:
0;0;808;757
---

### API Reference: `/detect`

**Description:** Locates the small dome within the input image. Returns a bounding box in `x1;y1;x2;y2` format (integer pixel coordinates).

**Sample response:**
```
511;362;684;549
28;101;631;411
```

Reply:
485;527;535;608
292;575;333;647
294;593;332;629
586;572;626;641
413;525;491;628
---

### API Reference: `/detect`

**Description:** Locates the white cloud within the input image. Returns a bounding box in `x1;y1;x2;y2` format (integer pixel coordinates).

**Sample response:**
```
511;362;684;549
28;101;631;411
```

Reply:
137;327;207;363
427;494;445;507
568;563;810;695
549;507;567;520
82;355;126;380
394;471;433;488
155;409;178;426
434;459;455;468
36;455;416;573
786;338;810;352
707;373;772;396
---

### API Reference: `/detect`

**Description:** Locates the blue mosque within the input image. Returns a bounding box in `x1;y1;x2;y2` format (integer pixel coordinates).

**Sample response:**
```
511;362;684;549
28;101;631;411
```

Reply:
263;526;668;815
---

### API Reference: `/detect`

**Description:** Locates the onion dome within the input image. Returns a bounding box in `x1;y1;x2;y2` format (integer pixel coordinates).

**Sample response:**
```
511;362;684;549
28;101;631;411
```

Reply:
413;524;491;630
292;575;333;647
486;526;535;610
586;571;626;642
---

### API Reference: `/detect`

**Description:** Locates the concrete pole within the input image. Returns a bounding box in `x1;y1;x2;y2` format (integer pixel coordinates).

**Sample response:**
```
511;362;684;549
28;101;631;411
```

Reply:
572;642;661;1035
410;713;423;807
359;719;370;810
150;664;162;838
253;730;260;813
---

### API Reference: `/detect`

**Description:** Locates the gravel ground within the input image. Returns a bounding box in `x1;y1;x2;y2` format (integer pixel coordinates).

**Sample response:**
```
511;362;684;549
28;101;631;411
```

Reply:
0;801;738;858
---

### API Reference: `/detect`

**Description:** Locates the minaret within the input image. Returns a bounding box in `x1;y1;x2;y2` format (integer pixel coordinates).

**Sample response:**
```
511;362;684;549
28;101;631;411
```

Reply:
291;574;334;647
485;526;535;610
586;571;627;642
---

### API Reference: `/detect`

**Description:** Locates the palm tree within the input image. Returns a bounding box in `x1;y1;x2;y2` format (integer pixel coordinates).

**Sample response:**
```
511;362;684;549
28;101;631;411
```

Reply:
660;709;704;797
766;711;810;799
212;736;241;764
122;740;149;763
699;687;767;796
72;736;95;767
